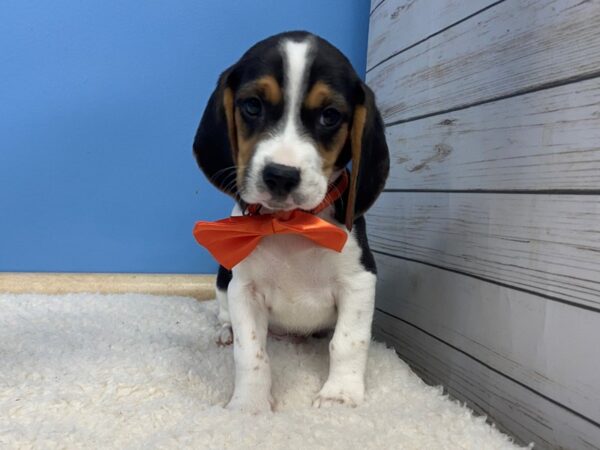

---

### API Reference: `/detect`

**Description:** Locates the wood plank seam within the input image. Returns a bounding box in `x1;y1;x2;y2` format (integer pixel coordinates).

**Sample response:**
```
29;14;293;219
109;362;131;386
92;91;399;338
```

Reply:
382;70;600;127
370;0;386;16
375;307;600;428
368;0;600;123
374;253;600;424
372;249;600;314
374;325;551;446
369;192;600;307
374;314;600;449
380;77;600;191
367;0;506;72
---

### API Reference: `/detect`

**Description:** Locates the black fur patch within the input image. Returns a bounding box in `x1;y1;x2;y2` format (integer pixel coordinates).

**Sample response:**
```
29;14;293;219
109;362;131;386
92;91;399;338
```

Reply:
352;215;377;274
216;265;232;291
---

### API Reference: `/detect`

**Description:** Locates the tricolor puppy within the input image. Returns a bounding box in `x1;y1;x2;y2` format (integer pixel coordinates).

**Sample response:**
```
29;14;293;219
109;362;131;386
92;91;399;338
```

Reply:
193;31;389;413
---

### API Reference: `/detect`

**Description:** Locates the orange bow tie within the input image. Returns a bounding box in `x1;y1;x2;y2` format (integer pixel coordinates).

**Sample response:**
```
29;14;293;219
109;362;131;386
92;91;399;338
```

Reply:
193;172;349;270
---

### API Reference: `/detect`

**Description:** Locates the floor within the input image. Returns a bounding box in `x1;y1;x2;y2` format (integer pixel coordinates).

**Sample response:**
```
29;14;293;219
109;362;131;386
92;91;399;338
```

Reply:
0;293;525;449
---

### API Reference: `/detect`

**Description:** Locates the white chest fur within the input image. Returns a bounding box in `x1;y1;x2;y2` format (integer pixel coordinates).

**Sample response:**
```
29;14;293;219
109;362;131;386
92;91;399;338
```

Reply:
231;208;367;334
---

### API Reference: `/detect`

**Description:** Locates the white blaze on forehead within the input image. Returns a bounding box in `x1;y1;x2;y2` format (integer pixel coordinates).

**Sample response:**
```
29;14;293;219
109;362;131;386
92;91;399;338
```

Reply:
266;39;313;167
282;39;311;133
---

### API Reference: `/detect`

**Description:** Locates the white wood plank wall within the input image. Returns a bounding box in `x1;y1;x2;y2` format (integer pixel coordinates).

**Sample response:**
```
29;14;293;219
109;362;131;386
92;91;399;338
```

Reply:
366;1;600;448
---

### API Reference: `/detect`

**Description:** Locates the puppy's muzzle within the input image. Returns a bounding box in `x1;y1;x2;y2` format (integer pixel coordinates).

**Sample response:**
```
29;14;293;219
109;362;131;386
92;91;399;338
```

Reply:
262;163;301;197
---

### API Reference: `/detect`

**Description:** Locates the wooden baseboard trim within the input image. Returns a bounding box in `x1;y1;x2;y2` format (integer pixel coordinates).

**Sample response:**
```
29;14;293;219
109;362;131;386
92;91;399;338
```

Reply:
0;273;216;300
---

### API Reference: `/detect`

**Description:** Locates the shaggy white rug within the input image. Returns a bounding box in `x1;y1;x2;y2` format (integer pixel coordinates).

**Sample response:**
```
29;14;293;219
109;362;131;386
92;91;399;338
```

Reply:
0;293;524;449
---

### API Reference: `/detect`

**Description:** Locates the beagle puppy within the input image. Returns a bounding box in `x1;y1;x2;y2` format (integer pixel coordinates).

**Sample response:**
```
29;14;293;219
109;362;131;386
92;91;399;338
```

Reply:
193;31;389;413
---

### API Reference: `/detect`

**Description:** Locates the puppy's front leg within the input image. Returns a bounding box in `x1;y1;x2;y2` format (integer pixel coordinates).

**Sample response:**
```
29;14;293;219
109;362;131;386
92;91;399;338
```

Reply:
226;278;273;413
313;271;376;408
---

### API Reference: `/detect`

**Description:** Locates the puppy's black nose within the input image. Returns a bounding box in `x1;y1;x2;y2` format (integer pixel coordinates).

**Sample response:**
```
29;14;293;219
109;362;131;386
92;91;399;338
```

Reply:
262;163;301;196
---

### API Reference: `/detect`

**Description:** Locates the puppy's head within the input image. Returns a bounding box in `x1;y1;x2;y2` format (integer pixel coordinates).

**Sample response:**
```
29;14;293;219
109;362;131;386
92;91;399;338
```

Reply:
194;31;389;228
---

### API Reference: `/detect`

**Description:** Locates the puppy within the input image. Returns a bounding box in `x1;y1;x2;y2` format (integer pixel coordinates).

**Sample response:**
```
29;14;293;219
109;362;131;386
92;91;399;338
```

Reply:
193;31;389;413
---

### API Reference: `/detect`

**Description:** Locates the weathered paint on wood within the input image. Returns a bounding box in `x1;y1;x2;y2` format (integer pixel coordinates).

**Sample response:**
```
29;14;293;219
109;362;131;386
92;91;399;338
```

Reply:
373;252;600;425
373;310;600;450
384;77;600;191
367;0;600;446
368;192;600;309
367;0;495;70
367;0;600;123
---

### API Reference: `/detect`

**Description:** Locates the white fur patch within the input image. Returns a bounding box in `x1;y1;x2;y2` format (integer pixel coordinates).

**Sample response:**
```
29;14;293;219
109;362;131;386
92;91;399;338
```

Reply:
281;39;311;141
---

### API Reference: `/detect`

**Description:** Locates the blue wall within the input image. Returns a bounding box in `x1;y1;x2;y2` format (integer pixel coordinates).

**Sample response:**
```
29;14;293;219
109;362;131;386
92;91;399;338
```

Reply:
0;0;369;273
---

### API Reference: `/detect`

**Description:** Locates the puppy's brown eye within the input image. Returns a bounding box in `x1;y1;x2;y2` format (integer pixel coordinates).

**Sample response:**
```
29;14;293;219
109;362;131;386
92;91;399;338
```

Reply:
319;107;341;128
241;97;262;117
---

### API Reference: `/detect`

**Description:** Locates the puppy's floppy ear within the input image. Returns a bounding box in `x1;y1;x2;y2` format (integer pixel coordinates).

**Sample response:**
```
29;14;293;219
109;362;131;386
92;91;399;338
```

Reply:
344;82;390;230
193;66;239;197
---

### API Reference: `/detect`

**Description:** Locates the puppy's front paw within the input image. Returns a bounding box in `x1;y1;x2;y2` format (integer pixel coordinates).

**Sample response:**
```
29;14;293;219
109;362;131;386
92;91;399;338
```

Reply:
226;393;274;414
312;379;364;408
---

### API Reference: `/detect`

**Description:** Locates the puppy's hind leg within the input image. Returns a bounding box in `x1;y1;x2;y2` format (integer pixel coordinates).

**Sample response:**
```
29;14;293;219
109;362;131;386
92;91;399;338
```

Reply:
215;265;233;346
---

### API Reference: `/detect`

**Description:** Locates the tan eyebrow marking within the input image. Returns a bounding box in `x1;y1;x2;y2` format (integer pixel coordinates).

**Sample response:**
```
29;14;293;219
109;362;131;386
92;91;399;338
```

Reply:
238;75;282;105
257;76;282;104
303;81;348;111
304;81;331;109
